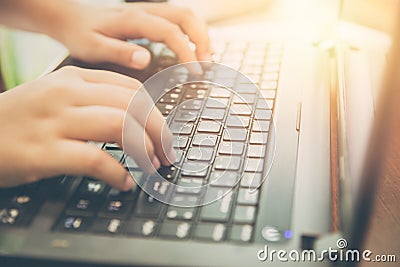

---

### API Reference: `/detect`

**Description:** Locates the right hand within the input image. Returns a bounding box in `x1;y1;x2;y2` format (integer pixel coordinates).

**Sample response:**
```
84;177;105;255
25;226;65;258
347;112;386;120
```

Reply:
0;66;174;190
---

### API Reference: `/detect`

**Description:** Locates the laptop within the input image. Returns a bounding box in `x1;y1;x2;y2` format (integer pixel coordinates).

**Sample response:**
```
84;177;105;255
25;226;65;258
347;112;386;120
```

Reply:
0;1;398;266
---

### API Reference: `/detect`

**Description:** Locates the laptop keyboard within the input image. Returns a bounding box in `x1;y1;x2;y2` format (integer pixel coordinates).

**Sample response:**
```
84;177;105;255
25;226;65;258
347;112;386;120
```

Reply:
0;41;282;243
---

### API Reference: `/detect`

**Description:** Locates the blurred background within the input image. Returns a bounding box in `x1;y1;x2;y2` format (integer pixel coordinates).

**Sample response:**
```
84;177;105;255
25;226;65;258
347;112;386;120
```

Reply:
0;0;397;89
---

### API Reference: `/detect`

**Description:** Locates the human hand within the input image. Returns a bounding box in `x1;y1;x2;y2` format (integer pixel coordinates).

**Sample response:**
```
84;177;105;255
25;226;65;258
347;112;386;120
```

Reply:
0;66;174;190
51;2;212;70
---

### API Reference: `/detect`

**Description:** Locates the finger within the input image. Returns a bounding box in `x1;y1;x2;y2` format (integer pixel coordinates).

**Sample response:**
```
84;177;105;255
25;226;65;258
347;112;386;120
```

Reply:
93;34;152;69
123;13;202;72
49;140;135;191
136;3;212;60
60;106;159;174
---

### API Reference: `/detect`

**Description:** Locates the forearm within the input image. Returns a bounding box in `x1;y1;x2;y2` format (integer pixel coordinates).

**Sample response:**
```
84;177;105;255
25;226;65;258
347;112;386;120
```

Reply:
0;0;77;38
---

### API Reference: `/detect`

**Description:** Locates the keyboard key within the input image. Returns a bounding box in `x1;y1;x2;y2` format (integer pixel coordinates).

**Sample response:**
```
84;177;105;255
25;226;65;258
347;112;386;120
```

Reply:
234;84;258;94
174;110;199;122
249;132;268;144
247;145;266;158
254;109;272;120
0;208;21;225
233;94;256;104
260;81;277;90
256;98;274;109
144;176;171;201
218;141;245;155
106;149;124;162
179;99;203;110
223;128;247;142
200;188;234;222
209;172;239;187
156;103;175;115
237;189;259;206
59;216;91;232
170;194;199;207
78;179;107;196
66;196;101;216
214;156;241;171
98;198;132;219
230;104;252;116
126;219;156;237
166;207;196;220
197;121;221;133
210;87;231;98
206;98;229;109
244;158;264;172
134;192;164;218
171;122;194;135
240;173;263;189
176;178;203;195
104;143;121;150
259;90;276;99
159;221;191;239
187;147;214;161
252;121;270;132
263;72;279;81
233;206;256;224
91;218;122;234
201;109;225;120
195;223;226;242
226;116;250;128
124;156;139;169
192;134;218;147
229;224;253;242
181;162;209;177
157;165;178;180
172;136;189;149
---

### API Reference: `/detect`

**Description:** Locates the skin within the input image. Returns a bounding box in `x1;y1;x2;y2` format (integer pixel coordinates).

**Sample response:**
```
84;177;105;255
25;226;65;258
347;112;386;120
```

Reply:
0;0;212;190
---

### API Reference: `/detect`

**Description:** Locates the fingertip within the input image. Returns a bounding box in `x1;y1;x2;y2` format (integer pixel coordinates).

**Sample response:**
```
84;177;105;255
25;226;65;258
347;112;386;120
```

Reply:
123;173;136;191
131;49;151;69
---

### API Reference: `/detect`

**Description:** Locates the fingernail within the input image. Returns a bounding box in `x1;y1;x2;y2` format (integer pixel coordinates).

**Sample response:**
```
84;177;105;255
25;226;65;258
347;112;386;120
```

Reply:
131;49;151;69
124;173;135;191
188;62;203;75
151;156;161;170
167;148;177;164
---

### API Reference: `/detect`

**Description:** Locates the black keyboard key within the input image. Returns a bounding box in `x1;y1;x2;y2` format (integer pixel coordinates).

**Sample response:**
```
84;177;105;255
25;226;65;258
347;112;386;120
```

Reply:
233;206;256;224
252;121;270;132
0;208;21;225
179;99;203;110
244;158;264;172
226;116;250;128
230;104;252;116
197;121;221;133
98;198;133;219
201;109;225;121
249;132;268;144
240;173;262;189
194;223;226;242
157;165;178;180
200;188;234;222
176;178;203;195
229;224;253;242
170;194;199;207
209;172;239;187
91;218;122;234
159;221;191;239
166;206;196;220
206;98;229;109
187;147;214;161
59;216;92;232
214;156;241;171
192;134;218;147
223;128;247;142
156;103;174;115
134;192;164;218
172;136;189;149
78;179;107;196
126;219;157;237
218;141;245;155
66;196;101;216
171;122;194;135
181;162;209;177
237;189;259;205
247;145;266;158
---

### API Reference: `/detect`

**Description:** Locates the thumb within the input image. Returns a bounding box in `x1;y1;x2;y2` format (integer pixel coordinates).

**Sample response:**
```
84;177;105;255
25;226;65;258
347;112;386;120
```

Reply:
96;35;151;69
